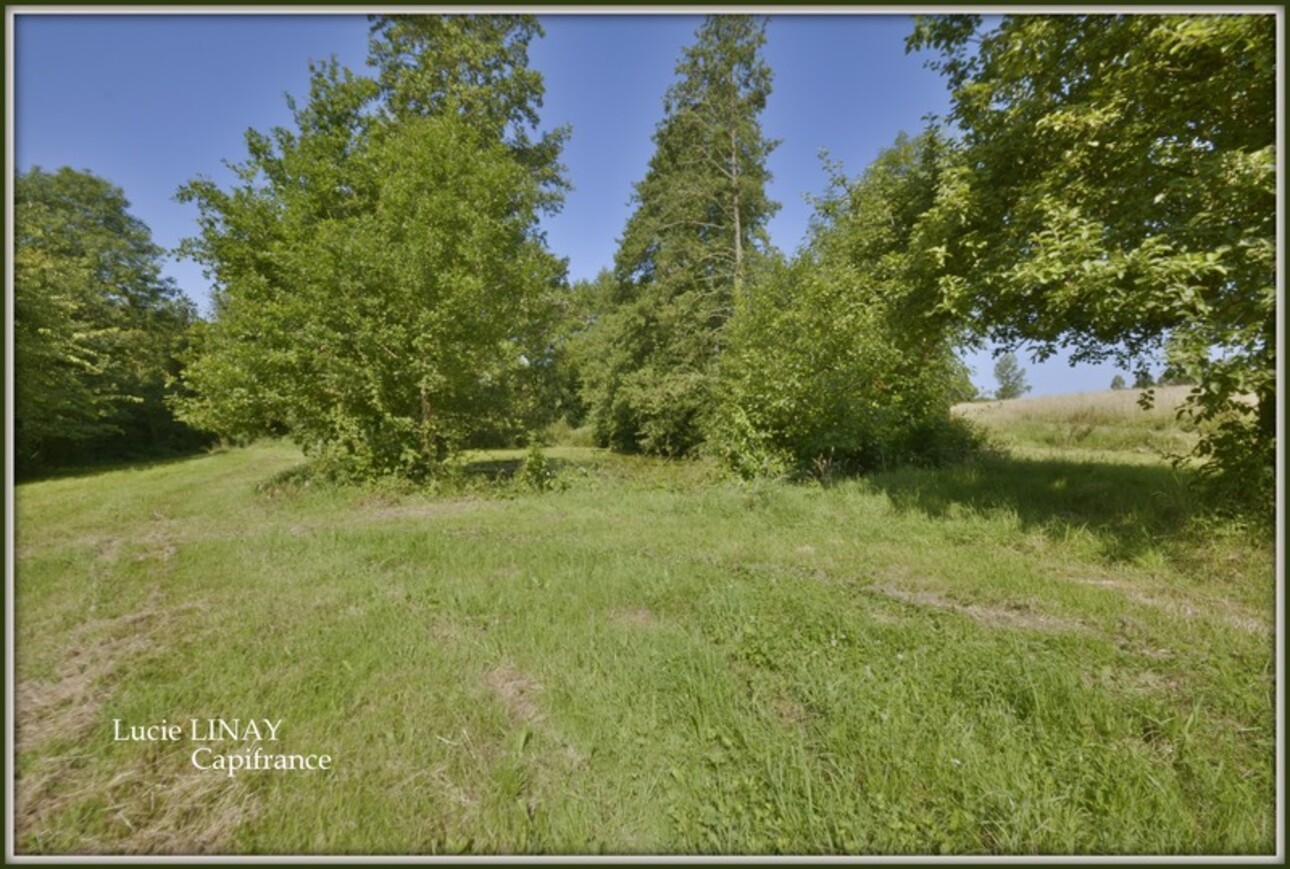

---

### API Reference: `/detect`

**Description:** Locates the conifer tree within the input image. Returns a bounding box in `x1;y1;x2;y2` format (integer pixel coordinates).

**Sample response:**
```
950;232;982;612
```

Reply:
581;15;778;456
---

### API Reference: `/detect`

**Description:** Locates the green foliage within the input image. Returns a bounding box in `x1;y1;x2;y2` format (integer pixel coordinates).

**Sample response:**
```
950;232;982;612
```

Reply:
367;14;570;210
944;357;979;404
1110;375;1127;391
175;19;566;481
517;436;556;492
552;269;619;430
1157;363;1194;387
715;132;977;478
707;399;795;482
907;13;1276;508
14;166;204;471
578;16;779;456
992;352;1030;401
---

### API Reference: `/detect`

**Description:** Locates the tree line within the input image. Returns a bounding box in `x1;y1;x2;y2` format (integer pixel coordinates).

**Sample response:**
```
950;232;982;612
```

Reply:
14;167;209;470
14;13;1276;507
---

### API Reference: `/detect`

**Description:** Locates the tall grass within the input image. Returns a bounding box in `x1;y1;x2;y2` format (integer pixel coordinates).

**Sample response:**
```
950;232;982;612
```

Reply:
954;385;1199;457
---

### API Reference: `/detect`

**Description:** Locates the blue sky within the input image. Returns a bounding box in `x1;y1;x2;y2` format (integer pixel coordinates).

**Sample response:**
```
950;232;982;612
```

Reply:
14;11;1128;397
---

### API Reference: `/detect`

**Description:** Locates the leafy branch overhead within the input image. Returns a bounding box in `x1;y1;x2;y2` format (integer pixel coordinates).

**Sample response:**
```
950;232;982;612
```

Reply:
907;13;1276;494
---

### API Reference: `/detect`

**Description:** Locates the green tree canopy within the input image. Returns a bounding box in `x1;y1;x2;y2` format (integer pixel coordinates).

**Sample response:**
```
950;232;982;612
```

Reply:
715;131;977;478
175;16;567;480
368;14;569;209
15;166;199;469
907;13;1276;498
579;15;779;456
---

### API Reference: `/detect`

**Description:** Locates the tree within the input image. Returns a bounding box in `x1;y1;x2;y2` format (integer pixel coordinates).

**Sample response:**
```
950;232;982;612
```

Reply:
1133;368;1155;390
992;352;1030;401
367;14;569;209
555;269;619;429
579;15;778;456
946;359;980;405
715;131;977;477
1110;374;1127;391
176;16;567;480
14;166;200;469
908;14;1276;499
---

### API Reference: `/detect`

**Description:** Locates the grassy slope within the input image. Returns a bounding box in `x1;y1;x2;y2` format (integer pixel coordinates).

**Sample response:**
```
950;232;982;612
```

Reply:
13;392;1277;855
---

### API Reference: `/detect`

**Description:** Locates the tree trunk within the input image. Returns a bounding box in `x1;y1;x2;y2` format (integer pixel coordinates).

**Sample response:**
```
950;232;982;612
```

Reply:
419;385;434;462
731;124;742;297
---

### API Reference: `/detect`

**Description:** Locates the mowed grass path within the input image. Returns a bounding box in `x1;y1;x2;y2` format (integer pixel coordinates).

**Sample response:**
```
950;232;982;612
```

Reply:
13;400;1277;854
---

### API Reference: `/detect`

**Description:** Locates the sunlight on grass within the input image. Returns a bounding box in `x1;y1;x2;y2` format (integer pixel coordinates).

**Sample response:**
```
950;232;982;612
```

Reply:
13;396;1276;855
955;385;1201;458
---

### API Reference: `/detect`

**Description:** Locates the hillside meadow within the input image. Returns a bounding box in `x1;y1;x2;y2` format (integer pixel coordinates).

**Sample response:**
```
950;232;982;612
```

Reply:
12;388;1277;855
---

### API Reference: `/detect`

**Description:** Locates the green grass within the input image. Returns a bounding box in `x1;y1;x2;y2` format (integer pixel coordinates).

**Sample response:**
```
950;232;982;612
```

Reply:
13;396;1277;855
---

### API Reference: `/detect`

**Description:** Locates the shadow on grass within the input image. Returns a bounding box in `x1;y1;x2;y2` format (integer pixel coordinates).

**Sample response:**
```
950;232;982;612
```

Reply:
15;445;218;485
459;456;576;483
866;453;1198;562
252;452;589;499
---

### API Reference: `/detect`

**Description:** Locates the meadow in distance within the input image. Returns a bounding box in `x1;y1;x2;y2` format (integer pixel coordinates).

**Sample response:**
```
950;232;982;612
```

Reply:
11;12;1279;856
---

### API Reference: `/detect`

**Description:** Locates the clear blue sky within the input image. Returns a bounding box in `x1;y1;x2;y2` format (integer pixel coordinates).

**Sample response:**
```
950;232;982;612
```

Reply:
14;11;1128;397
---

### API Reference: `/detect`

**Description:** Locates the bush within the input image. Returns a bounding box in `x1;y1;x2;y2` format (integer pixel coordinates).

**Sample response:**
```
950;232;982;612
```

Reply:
711;130;980;481
517;437;556;492
890;416;987;468
707;404;794;481
713;263;974;479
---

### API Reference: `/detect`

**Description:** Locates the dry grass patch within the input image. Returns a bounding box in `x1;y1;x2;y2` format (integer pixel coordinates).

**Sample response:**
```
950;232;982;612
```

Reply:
609;606;660;630
771;692;810;729
953;385;1197;426
19;757;258;855
17;587;170;753
15;588;248;855
1063;573;1270;636
871;584;1088;635
365;500;499;523
16;632;151;754
484;663;544;725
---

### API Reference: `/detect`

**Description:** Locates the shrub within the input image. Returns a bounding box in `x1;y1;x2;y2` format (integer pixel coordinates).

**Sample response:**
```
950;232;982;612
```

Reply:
517;437;556;492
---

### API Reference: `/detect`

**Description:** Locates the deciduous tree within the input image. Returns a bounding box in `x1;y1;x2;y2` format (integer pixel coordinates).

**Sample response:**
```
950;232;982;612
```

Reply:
176;17;567;480
993;353;1031;401
907;13;1276;501
15;166;199;469
715;131;978;477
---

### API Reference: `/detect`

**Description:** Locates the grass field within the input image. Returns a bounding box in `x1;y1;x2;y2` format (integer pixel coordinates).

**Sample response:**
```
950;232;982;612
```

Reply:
954;384;1201;459
12;389;1278;855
